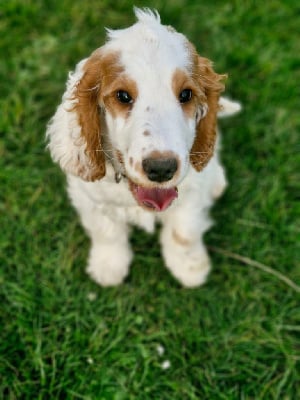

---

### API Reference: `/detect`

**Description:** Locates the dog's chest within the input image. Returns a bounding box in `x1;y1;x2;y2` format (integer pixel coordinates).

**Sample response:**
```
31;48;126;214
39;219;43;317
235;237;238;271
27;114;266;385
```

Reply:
68;172;156;233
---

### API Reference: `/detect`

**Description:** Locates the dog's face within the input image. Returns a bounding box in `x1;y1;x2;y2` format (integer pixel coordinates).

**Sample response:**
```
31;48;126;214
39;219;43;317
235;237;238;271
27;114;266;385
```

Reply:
47;10;225;211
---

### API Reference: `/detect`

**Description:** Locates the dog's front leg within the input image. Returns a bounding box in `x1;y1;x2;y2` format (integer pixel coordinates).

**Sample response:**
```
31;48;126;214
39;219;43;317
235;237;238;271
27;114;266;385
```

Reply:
160;206;212;288
85;216;132;287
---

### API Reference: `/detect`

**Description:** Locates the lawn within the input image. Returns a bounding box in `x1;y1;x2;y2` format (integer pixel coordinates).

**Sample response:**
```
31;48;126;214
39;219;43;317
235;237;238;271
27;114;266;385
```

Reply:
0;0;299;399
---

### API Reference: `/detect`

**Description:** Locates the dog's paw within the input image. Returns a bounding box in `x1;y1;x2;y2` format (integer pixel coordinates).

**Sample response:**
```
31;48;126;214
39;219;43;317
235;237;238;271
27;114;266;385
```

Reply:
167;251;211;288
86;244;132;287
161;233;211;287
172;256;211;288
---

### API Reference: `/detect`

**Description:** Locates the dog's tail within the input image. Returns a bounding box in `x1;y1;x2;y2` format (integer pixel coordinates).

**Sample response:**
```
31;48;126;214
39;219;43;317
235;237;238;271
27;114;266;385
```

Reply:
218;97;242;118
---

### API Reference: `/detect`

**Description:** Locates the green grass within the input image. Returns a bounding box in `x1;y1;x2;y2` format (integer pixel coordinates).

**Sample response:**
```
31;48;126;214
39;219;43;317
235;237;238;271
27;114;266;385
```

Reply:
0;0;299;398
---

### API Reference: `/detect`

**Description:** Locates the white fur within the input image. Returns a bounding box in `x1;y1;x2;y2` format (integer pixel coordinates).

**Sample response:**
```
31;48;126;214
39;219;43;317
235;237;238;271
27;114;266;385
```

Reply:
218;97;241;118
47;9;240;287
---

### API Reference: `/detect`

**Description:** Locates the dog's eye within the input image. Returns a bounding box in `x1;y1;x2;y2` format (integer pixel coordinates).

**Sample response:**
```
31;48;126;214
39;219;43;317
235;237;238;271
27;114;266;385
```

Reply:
179;89;193;104
116;90;133;104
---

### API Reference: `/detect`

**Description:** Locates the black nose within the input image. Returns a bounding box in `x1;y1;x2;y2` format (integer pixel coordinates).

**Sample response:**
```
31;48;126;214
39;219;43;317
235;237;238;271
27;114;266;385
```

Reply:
142;157;178;183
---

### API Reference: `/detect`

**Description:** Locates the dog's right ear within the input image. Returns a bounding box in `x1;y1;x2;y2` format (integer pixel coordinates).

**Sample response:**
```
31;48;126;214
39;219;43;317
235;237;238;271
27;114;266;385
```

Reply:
46;52;106;181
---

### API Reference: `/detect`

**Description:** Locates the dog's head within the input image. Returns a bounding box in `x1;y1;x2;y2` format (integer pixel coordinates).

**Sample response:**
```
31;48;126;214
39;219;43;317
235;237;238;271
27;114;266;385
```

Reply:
47;8;226;211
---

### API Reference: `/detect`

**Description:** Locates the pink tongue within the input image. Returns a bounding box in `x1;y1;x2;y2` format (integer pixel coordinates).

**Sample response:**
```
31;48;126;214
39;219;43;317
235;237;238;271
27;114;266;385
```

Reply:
136;186;178;211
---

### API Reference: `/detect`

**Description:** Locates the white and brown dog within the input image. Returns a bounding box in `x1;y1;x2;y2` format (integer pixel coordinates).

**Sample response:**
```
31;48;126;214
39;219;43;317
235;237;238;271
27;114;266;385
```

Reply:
47;8;240;287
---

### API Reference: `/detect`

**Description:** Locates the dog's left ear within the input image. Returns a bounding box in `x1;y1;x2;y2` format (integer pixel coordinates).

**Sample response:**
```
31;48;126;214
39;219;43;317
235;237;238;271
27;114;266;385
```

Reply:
190;56;226;171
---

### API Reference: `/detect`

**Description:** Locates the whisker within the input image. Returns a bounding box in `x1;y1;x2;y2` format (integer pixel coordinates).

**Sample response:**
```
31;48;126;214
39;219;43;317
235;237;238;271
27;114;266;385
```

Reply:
87;148;116;160
94;149;114;153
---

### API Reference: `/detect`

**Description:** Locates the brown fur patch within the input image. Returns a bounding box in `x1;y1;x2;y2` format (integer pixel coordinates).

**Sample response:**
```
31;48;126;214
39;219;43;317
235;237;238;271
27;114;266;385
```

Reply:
72;51;108;181
143;130;151;136
172;68;205;119
102;75;138;119
187;43;226;171
72;50;138;181
115;150;124;165
146;150;178;160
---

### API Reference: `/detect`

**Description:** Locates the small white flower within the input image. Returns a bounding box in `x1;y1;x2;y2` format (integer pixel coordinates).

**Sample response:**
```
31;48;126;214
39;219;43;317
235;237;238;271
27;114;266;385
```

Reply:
161;360;171;370
87;357;94;365
87;292;97;301
156;344;165;356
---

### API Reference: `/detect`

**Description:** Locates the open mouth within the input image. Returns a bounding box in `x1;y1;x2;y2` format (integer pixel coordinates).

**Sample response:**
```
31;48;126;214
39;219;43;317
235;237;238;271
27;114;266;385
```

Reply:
129;180;178;212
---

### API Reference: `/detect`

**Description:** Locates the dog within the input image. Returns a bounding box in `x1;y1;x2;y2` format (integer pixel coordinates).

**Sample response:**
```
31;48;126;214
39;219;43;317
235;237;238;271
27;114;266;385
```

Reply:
46;8;240;287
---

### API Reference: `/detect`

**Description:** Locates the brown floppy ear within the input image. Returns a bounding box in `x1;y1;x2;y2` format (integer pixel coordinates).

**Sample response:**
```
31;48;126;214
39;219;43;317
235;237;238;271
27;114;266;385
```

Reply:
190;56;226;171
46;51;106;182
71;52;106;181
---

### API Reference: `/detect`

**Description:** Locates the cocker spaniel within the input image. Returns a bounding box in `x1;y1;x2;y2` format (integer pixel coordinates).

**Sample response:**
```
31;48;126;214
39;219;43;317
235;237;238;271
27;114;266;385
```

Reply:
47;8;240;287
